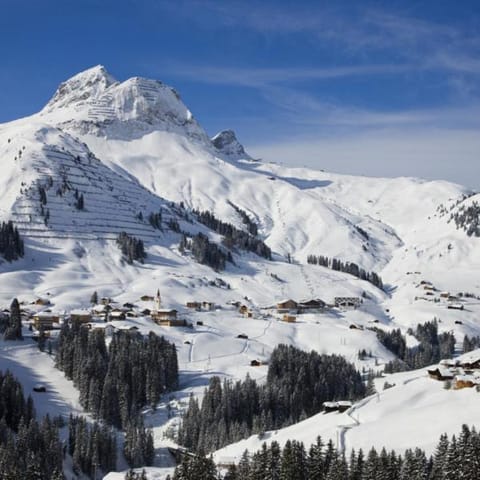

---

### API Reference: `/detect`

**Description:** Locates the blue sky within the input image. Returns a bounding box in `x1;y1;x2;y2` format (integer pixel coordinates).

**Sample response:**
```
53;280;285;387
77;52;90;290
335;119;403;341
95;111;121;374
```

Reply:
2;0;480;187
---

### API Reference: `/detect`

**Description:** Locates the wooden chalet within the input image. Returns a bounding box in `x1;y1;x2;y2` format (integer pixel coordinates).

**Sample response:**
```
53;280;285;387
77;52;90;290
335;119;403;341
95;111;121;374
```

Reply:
32;312;60;330
427;367;455;381
334;297;361;309
454;375;479;390
322;401;352;413
337;401;353;412
298;299;326;313
447;303;464;310
250;359;262;367
276;299;298;313
186;301;202;310
202;301;215;311
239;305;249;314
70;309;92;323
152;309;186;327
110;310;126;320
34;298;51;306
140;295;155;302
458;353;480;370
282;314;296;323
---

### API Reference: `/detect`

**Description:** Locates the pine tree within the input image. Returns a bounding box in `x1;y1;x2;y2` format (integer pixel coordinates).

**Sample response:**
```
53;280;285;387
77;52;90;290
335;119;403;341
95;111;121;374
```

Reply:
90;291;98;305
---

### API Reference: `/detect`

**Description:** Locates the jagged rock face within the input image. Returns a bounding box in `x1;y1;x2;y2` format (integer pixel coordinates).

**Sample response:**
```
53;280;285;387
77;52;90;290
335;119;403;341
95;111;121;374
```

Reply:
40;65;209;142
211;129;252;160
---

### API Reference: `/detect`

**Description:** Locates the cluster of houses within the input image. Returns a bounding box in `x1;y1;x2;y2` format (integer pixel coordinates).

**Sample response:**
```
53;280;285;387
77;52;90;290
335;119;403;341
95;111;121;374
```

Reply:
18;289;366;337
415;281;465;310
25;290;193;332
428;352;480;389
271;297;362;323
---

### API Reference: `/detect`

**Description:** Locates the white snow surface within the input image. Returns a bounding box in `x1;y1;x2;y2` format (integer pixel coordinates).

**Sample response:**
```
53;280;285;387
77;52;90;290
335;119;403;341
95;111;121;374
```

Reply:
0;66;479;478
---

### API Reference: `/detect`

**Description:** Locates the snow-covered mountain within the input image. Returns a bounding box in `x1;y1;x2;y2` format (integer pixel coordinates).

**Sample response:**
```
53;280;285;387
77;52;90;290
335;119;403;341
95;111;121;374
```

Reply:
1;66;480;477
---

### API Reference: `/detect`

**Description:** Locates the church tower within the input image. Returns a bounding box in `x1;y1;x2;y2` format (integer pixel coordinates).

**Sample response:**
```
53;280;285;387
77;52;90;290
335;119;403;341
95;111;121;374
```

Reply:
155;289;161;312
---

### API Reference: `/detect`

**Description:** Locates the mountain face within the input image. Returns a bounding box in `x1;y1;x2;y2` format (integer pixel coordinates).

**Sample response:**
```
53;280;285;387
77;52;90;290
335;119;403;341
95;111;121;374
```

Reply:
39;65;209;142
1;66;477;288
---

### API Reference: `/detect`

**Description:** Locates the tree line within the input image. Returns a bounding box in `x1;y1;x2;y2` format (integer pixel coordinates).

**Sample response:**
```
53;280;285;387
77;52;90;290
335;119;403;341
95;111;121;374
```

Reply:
227;201;258;236
0;369;63;479
180;232;232;271
463;334;480;353
68;414;117;477
170;424;480;480
379;320;456;373
55;324;178;429
0;221;24;261
1;297;23;340
193;208;272;260
306;255;383;290
450;201;480;237
116;232;146;264
178;344;365;453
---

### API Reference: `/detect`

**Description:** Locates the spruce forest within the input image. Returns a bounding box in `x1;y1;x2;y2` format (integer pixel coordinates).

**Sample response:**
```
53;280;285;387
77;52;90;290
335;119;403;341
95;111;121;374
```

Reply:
178;344;365;452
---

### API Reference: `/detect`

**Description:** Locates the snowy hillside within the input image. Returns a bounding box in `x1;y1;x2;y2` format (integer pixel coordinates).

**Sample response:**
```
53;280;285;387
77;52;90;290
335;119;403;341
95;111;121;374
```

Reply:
0;65;479;479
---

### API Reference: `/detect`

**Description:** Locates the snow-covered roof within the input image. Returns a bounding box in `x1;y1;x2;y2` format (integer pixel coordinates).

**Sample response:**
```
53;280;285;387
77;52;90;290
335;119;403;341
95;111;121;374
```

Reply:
70;309;91;316
455;348;480;366
34;312;60;318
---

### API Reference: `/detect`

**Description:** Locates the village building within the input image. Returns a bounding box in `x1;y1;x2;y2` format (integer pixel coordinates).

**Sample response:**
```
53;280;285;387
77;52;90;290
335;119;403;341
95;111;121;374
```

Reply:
34;298;51;306
88;323;116;336
282;314;296;323
322;401;353;413
298;299;326;313
239;305;249;315
151;309;186;327
447;303;464;310
427;367;455;381
334;297;361;309
337;401;353;412
140;295;155;302
202;301;215;311
70;309;92;323
92;304;107;315
454;375;480;390
276;299;298;313
109;310;126;320
458;352;480;370
186;301;202;310
32;312;60;330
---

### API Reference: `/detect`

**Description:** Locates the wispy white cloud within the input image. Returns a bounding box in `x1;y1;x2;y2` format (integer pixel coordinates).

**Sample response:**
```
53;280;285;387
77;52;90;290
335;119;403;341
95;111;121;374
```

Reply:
166;64;413;88
162;1;480;77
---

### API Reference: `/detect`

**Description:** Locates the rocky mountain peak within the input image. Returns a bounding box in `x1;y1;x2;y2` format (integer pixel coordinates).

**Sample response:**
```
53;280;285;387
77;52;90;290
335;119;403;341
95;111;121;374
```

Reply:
43;65;118;111
211;129;252;160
